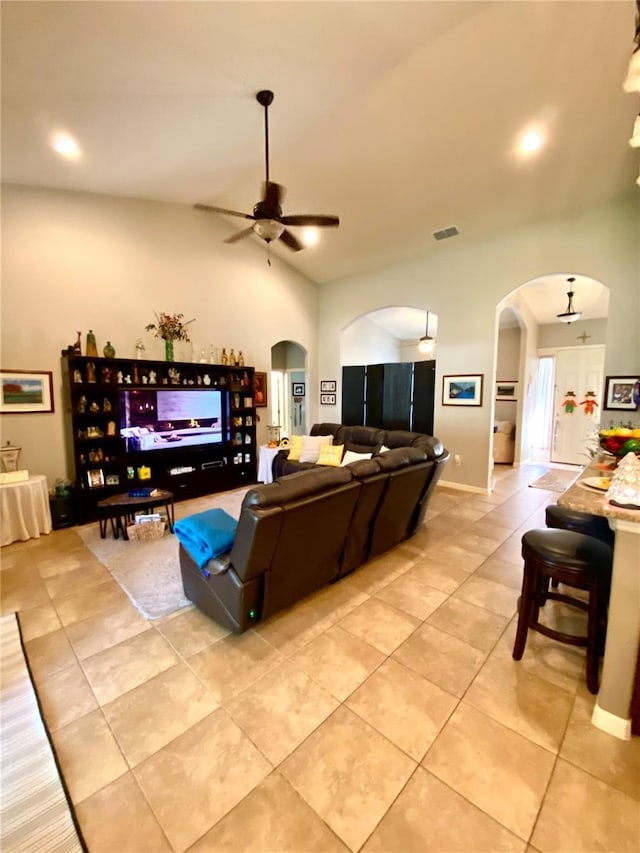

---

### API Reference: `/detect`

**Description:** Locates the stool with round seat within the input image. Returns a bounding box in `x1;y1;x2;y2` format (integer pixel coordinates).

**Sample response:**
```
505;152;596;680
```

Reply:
513;528;613;694
545;503;615;547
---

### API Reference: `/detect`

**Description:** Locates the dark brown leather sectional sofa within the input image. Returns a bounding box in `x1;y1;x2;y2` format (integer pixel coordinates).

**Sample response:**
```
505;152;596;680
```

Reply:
180;424;449;632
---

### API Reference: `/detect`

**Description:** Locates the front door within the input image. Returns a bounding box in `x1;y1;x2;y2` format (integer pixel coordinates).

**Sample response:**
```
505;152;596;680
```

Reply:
551;346;605;465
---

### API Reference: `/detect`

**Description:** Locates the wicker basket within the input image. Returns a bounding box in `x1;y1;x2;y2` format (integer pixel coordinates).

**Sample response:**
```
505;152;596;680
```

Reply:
126;521;165;541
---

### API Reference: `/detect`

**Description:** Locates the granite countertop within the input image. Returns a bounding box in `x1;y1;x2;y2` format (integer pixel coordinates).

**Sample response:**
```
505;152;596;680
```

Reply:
558;460;640;524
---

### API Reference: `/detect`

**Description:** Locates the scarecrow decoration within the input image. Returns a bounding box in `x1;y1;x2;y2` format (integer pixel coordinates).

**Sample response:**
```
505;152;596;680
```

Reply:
580;390;599;416
562;390;578;413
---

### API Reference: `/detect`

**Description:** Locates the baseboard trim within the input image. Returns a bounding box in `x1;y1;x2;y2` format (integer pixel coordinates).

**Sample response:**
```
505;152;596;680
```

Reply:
591;701;632;740
438;479;489;495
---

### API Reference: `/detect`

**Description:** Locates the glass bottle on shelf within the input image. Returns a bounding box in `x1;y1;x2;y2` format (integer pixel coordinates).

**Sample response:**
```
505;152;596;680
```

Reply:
199;347;208;364
86;330;98;357
229;348;236;366
209;345;219;364
135;338;146;359
74;331;82;355
220;348;228;365
103;341;116;359
238;350;245;367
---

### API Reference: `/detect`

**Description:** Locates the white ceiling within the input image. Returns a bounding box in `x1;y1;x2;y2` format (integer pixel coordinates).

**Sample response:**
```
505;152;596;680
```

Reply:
2;1;637;288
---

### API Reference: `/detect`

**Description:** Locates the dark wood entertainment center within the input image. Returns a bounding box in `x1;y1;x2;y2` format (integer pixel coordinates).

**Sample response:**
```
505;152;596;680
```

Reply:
62;354;257;522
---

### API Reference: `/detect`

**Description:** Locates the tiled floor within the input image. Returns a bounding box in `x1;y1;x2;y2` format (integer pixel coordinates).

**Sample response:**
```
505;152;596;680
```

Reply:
2;464;639;852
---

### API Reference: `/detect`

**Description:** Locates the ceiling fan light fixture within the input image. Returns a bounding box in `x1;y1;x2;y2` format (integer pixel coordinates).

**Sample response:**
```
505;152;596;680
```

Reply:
253;219;285;242
418;310;436;353
556;277;582;323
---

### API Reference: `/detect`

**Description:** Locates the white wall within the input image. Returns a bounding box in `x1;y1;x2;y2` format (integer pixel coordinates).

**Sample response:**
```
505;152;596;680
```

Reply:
495;326;521;424
538;318;607;349
0;184;318;485
340;316;400;366
318;196;639;490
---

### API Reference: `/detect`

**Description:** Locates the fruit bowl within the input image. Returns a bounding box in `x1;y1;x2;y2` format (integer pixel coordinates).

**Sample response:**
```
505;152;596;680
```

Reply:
599;429;640;458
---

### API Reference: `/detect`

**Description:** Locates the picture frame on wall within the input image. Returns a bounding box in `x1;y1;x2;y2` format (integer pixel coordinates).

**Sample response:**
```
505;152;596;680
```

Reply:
86;469;105;489
0;369;54;414
320;393;337;406
603;376;640;411
495;380;518;401
292;382;305;397
320;380;337;392
253;371;268;408
442;374;484;407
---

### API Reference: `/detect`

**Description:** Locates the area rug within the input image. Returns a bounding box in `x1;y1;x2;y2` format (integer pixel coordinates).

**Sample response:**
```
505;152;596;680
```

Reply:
529;469;579;492
77;487;249;620
0;613;85;852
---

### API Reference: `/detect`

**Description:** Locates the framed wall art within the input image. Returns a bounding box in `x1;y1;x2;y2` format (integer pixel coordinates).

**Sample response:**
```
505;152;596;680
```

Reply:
442;374;483;407
495;380;518;402
603;376;640;411
86;469;105;489
292;382;305;397
0;369;54;414
253;371;268;408
320;393;337;406
320;380;336;392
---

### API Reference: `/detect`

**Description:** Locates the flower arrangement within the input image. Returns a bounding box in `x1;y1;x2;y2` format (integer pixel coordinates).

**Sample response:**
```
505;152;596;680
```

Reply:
145;312;194;342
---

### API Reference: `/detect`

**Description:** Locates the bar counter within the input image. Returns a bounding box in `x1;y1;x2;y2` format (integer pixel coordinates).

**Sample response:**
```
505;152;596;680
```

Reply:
558;459;640;739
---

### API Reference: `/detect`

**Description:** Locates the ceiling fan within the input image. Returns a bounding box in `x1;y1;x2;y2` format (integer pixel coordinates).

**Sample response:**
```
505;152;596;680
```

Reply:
194;90;339;253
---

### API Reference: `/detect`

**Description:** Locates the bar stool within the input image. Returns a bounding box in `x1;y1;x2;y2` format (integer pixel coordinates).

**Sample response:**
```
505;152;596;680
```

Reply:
544;504;614;590
513;529;613;694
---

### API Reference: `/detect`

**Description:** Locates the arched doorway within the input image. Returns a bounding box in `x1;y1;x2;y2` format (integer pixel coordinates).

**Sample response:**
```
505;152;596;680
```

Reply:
270;340;307;439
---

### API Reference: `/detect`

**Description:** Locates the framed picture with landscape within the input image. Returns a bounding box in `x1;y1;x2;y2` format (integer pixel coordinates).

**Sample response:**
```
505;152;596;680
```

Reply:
442;374;483;407
0;369;54;414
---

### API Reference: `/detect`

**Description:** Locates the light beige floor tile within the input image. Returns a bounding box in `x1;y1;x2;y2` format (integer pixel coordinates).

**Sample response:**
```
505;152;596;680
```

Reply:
475;555;524;590
374;572;448;620
81;627;180;705
491;541;524;566
405;556;470;594
531;759;640;853
440;506;488;524
42;561;111;599
225;659;339;765
64;600;150;659
187;629;283;701
75;772;172;852
468;520;513;544
280;706;416;852
393;623;487;697
290;623;385;701
426;596;509;652
34;546;98;577
452;575;519;619
188;771;348;852
363;766;525;852
346;548;418;594
134;708;271;852
52;578;129;626
16;602;62;640
346;659;457;760
0;564;50;612
560;688;640;801
427;543;487;573
102;662;219;767
423;703;555;840
37;661;98;731
24;628;78;683
156;605;230;657
465;654;574;752
493;620;584;693
51;708;128;804
338;598;420;655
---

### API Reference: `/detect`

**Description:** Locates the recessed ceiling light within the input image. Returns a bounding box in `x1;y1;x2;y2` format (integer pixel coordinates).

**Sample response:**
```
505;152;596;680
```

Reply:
517;128;545;157
301;227;319;247
51;133;81;160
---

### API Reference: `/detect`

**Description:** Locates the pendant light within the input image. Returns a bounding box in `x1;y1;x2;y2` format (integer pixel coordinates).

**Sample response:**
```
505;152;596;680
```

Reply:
557;277;582;324
418;311;435;354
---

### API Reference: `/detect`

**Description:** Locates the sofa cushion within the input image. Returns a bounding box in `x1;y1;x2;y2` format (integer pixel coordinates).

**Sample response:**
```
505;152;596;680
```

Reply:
317;443;344;466
300;434;333;463
287;434;304;461
341;450;372;466
245;465;353;508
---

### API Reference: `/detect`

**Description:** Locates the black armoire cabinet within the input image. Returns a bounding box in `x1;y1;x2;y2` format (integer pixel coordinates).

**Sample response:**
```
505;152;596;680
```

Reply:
342;360;435;434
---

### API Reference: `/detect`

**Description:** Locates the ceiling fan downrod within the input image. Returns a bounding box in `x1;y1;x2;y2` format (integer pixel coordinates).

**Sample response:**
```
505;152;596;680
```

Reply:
256;90;274;185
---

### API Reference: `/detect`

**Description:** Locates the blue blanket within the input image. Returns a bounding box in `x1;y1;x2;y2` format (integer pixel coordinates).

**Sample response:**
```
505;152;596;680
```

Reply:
174;508;238;570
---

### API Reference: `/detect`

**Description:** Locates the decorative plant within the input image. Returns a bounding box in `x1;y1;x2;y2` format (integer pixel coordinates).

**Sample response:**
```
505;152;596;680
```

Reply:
145;312;195;342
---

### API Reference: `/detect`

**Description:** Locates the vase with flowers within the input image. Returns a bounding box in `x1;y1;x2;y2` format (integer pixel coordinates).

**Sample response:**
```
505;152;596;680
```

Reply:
145;312;195;361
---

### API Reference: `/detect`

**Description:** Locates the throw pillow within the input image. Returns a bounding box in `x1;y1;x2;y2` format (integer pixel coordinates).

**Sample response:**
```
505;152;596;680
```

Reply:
341;450;372;466
317;444;344;467
287;434;304;461
299;434;332;463
378;444;391;454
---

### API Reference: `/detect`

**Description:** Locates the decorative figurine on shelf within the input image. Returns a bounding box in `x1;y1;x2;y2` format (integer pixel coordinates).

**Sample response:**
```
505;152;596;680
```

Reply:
221;348;228;365
148;370;157;384
86;362;96;382
209;346;219;364
238;350;245;367
199;347;208;364
103;341;116;359
132;364;140;385
242;371;250;387
124;375;132;384
86;330;98;357
203;374;211;386
74;331;82;355
107;421;116;436
229;348;236;366
89;401;100;413
73;369;82;383
168;367;180;385
103;398;112;412
117;371;124;384
78;395;87;413
101;367;112;383
142;375;148;384
135;338;146;359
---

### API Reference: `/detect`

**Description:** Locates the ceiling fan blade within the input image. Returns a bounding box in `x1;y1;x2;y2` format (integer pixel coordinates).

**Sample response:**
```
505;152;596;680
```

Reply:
279;228;303;251
262;181;283;209
280;214;340;227
224;226;255;244
194;203;254;220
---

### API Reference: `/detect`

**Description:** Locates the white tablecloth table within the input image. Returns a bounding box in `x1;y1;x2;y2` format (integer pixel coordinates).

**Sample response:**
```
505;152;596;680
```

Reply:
257;445;281;484
1;475;52;546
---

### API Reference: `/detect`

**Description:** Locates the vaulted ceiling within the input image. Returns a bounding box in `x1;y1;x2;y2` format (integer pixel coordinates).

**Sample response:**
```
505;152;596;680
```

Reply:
2;1;637;287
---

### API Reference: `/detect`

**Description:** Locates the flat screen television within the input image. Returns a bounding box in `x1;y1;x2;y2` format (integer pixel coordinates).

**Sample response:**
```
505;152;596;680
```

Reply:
119;388;225;453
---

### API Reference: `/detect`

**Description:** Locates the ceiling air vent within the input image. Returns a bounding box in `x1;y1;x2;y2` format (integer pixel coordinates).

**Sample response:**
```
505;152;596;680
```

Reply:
432;225;459;241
